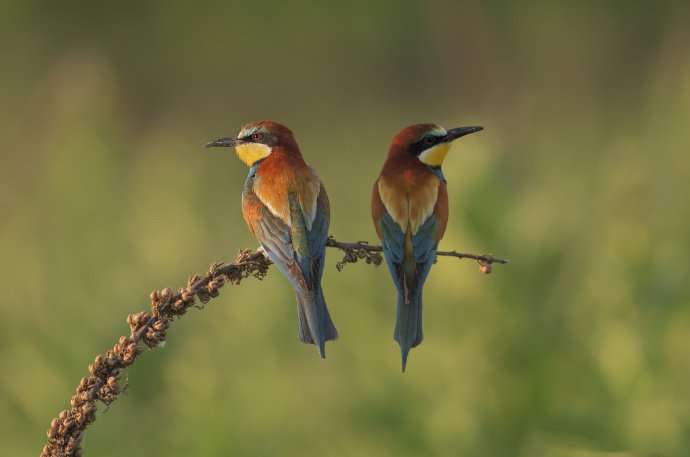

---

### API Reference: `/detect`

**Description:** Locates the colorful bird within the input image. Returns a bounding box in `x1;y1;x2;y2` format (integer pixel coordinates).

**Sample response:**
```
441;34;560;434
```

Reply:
204;121;338;358
371;123;483;371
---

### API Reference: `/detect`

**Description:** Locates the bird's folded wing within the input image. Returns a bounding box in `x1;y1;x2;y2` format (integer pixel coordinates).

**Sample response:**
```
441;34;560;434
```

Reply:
243;191;306;291
375;197;441;296
289;184;329;291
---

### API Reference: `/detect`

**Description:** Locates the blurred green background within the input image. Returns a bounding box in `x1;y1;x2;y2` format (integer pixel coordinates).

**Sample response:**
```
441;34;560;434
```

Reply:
2;1;689;456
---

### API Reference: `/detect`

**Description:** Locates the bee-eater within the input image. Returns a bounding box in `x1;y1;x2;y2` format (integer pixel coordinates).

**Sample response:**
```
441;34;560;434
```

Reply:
204;121;338;358
371;123;483;371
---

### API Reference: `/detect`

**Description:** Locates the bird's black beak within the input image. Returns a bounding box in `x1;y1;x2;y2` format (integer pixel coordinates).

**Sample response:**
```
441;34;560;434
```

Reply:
445;126;483;142
203;136;240;149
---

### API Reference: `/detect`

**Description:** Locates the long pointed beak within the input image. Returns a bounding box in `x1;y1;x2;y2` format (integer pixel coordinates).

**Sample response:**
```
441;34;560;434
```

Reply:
445;126;483;142
203;136;239;148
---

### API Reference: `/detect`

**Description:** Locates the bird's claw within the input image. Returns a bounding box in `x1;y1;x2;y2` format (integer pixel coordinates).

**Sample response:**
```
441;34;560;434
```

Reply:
256;245;270;260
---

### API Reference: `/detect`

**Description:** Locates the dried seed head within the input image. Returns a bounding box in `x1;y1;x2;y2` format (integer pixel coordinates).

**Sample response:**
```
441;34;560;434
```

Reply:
197;289;211;304
153;319;168;332
82;401;96;415
43;243;347;457
79;390;93;402
188;274;201;287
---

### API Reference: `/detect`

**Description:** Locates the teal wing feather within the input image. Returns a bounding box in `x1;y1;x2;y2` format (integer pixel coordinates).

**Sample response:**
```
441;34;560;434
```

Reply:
289;185;330;291
378;210;440;298
288;184;337;352
378;210;406;289
411;215;441;291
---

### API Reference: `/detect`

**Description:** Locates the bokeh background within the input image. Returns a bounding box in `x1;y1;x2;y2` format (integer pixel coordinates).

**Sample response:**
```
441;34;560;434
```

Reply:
2;1;690;456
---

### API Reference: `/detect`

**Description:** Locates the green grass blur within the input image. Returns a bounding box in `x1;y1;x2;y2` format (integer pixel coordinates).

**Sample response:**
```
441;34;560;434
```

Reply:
2;1;689;456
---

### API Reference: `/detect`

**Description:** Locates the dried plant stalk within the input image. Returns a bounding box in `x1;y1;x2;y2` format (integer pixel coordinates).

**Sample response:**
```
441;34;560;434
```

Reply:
41;239;507;457
40;250;270;457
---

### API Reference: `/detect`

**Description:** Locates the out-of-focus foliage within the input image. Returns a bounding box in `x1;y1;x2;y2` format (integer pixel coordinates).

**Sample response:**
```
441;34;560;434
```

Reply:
1;1;689;456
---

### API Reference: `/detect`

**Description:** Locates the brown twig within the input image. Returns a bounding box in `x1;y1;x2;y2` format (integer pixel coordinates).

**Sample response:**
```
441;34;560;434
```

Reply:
41;238;507;457
325;236;509;273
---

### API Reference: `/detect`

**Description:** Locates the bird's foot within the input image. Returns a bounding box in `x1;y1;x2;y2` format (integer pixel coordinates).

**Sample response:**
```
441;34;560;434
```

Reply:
256;245;270;260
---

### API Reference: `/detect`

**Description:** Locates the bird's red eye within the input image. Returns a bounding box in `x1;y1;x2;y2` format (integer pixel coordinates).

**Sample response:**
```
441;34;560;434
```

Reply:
424;136;436;145
251;133;263;141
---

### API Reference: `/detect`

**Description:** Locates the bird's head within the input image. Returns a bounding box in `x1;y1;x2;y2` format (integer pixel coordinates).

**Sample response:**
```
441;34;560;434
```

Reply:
391;123;483;167
203;120;299;167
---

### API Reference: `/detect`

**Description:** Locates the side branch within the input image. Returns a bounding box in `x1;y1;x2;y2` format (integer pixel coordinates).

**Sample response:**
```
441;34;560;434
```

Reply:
325;237;509;273
41;237;507;457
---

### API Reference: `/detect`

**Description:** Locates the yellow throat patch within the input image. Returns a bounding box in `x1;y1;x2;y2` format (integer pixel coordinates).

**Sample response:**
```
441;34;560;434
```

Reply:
235;143;272;167
418;142;452;167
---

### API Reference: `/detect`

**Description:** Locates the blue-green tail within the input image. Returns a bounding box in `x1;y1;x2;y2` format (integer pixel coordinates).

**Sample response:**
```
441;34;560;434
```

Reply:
296;286;338;358
394;288;424;372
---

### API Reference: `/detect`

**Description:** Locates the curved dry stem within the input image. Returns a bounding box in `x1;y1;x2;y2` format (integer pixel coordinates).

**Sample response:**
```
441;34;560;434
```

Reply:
41;237;507;456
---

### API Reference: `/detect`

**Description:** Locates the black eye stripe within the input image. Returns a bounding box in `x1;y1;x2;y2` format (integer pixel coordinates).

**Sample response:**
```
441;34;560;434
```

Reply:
411;134;445;156
243;132;266;142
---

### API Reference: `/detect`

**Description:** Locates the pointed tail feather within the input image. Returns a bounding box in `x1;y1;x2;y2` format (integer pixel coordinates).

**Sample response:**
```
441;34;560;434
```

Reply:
394;288;423;372
296;286;338;358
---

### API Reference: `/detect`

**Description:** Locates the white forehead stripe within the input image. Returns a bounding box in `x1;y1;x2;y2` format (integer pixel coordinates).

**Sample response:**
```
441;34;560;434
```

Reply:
238;125;258;138
428;127;447;137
